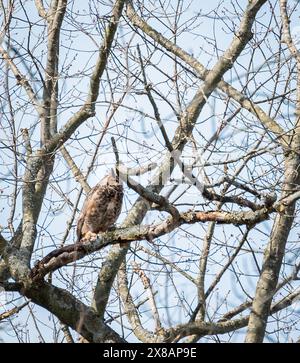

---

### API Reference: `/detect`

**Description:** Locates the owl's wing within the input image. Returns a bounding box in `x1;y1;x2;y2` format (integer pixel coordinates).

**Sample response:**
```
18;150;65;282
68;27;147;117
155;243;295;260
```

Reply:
76;214;85;242
76;185;98;242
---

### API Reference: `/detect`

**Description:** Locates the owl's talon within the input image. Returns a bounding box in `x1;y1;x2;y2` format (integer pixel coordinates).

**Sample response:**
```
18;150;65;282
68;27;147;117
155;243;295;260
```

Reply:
83;231;98;242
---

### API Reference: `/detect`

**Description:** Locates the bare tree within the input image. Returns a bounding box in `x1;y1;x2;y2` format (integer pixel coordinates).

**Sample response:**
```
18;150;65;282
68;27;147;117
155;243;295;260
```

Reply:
0;0;300;343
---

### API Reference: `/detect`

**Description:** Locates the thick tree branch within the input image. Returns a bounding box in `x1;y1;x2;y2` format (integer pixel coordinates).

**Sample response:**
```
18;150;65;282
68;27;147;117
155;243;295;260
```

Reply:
117;262;159;342
280;1;300;71
42;0;126;153
245;1;300;341
280;0;300;133
132;262;163;333
30;207;271;281
23;281;125;343
34;0;47;19
41;0;67;143
165;289;300;342
246;153;300;342
92;0;270;320
5;0;125;273
118;164;180;219
126;0;288;146
2;239;125;343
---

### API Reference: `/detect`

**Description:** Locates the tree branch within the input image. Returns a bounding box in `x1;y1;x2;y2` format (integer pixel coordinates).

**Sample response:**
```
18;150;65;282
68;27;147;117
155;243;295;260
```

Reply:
34;0;47;19
164;289;300;342
132;262;163;333
42;0;126;153
245;153;300;342
117;262;158;342
41;0;67;144
30;207;271;281
0;300;30;322
0;46;43;116
91;0;271;321
126;0;288;146
60;146;91;194
24;281;125;343
118;164;180;219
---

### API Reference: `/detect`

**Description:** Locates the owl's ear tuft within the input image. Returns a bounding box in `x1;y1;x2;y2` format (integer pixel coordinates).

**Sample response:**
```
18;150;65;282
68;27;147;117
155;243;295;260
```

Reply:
111;167;121;182
111;168;116;178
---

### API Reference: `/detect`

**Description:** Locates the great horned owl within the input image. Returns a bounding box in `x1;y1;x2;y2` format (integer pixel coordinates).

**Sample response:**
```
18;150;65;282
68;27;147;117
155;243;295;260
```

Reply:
76;172;123;242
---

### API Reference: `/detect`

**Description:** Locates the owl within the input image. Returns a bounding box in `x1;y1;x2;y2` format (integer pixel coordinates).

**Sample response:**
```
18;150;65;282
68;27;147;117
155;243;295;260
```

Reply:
76;172;123;242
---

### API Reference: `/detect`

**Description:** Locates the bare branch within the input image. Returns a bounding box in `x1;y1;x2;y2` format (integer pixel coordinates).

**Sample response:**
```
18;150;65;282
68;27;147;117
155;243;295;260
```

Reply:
118;164;180;219
60;323;74;343
126;0;288;146
117;262;158;342
132;262;162;332
138;246;197;285
34;0;47;19
0;46;43;116
43;0;126;152
24;281;125;343
91;0;271;321
60;146;91;194
246;155;300;342
0;300;30;322
30;207;272;280
41;0;67;144
165;289;300;342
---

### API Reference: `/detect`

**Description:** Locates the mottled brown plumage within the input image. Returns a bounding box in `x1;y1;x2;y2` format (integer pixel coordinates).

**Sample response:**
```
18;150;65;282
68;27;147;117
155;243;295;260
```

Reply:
76;174;123;242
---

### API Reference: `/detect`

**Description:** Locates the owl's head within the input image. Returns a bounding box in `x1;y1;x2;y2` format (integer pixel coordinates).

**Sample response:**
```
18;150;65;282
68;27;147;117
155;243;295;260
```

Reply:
100;169;122;186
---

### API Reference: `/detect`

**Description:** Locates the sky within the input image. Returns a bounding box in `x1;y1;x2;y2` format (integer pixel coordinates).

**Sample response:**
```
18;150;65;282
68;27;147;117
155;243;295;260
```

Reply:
1;0;300;342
